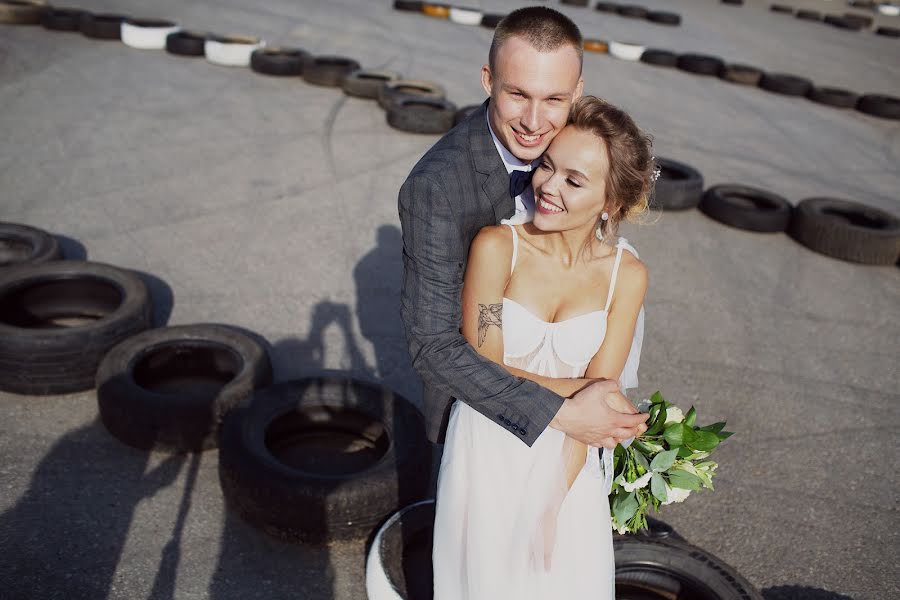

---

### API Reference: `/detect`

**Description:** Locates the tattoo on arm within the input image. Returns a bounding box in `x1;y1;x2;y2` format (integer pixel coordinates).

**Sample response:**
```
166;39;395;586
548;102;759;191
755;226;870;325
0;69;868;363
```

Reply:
477;303;503;348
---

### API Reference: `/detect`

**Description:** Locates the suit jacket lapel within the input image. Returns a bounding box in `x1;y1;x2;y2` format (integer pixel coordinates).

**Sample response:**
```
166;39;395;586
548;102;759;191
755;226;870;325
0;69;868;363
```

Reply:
470;100;515;224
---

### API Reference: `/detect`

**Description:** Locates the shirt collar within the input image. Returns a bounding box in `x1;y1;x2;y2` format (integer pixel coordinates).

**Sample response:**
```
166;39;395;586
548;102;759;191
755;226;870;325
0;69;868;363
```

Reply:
486;110;539;173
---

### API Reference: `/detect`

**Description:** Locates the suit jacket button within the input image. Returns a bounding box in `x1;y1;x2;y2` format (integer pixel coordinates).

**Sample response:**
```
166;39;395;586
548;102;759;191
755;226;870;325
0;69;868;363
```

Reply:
519;429;527;436
497;414;504;421
511;424;519;431
503;418;511;426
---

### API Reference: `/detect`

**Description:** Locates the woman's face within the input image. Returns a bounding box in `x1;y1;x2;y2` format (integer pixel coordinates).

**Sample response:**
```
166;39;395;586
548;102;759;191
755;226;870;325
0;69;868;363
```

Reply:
531;125;609;234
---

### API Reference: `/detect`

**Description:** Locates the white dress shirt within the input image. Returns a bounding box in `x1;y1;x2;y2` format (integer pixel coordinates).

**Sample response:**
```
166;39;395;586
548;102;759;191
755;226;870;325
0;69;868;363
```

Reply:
487;113;540;225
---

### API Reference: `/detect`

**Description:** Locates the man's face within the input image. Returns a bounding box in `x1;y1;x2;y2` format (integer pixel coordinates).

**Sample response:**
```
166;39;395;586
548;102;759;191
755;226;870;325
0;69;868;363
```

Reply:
482;36;584;163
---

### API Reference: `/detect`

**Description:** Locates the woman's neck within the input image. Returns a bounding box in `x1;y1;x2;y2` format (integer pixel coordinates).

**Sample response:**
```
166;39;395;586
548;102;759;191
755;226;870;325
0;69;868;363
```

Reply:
524;222;612;268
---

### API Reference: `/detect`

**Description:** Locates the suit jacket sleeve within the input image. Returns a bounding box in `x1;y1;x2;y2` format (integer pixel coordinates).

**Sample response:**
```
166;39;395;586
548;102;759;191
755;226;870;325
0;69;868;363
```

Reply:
398;172;564;446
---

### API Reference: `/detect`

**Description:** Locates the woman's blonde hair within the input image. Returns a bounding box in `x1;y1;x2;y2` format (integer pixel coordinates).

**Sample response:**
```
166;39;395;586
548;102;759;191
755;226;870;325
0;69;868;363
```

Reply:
567;96;655;238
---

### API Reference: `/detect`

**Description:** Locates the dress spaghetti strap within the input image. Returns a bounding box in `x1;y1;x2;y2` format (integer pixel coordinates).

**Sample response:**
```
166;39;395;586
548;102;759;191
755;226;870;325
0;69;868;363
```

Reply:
604;242;626;312
504;223;519;276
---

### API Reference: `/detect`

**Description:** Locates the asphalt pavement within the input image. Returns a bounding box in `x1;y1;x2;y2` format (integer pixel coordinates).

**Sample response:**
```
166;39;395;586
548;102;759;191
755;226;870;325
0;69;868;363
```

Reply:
1;1;899;599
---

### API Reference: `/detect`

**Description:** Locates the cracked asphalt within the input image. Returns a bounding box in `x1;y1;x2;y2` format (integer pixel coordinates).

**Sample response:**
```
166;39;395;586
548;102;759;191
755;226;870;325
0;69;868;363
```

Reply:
1;1;898;599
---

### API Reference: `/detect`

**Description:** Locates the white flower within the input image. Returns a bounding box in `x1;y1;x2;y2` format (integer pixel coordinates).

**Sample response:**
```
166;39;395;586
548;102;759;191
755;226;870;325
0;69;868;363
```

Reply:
661;483;691;505
664;405;684;424
616;472;652;493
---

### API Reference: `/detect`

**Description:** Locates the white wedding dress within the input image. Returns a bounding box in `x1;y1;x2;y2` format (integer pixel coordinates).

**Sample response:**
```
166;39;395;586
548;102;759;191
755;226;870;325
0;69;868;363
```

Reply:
432;225;644;600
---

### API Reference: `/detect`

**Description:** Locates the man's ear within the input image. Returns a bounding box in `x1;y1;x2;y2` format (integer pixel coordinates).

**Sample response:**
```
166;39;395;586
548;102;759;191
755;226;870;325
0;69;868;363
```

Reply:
481;64;493;97
574;77;585;100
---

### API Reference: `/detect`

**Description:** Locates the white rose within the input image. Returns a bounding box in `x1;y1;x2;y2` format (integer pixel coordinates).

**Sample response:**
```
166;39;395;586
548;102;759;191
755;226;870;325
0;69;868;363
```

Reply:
661;483;691;505
620;472;652;493
663;405;684;425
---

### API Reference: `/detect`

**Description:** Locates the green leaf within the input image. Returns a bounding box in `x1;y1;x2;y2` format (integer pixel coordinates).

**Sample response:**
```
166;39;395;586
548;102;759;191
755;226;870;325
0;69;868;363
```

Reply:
716;430;734;441
684;406;697;428
699;421;726;434
649;391;663;405
681;425;698;447
650;473;667;503
631;439;657;456
676;446;694;459
645;404;667;436
633;448;650;473
612;490;639;525
663;422;686;447
687;430;720;452
668;470;702;491
650;448;678;472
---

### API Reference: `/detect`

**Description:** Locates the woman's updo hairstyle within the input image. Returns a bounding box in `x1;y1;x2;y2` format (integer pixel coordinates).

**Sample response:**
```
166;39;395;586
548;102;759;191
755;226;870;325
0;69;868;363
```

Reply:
567;95;655;237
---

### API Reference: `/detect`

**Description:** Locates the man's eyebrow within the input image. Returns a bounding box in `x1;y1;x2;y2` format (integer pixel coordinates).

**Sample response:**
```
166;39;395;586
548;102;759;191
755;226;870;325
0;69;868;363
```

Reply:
501;84;571;99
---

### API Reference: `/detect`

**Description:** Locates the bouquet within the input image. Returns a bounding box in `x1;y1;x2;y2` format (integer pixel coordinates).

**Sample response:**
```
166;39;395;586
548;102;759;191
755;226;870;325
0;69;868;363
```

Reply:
609;391;733;534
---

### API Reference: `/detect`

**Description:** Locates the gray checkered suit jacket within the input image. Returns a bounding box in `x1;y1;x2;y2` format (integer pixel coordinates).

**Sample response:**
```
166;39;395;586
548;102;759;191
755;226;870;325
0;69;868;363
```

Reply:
398;100;564;447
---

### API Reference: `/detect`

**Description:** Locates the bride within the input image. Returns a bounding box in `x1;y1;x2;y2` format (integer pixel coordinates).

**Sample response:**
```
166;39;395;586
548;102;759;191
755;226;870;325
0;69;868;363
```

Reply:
432;95;656;600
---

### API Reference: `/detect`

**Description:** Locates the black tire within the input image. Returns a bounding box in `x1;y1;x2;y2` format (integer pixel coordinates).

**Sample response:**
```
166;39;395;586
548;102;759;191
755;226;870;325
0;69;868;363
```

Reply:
789;198;900;265
0;0;45;25
875;26;900;38
647;11;681;25
616;4;648;18
677;53;725;76
166;31;208;56
699;185;793;232
79;13;127;40
595;2;619;12
856;94;900;119
758;72;812;96
366;500;435;600
480;12;505;28
378;80;446;111
806;86;859;109
302;55;361;87
614;537;764;600
718;63;764;85
0;261;152;395
848;0;875;7
41;8;86;31
824;15;863;30
641;49;678;67
842;12;873;28
393;0;424;11
649;157;704;211
770;4;794;14
250;47;308;76
219;377;431;544
721;0;744;5
96;324;273;453
561;0;590;6
795;9;821;20
387;98;457;135
453;103;481;126
0;222;61;269
342;69;402;99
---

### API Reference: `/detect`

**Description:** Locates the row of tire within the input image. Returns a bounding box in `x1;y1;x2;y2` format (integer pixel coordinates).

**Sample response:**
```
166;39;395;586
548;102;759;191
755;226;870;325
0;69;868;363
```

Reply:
395;0;900;120
0;223;765;600
766;2;900;36
0;1;462;134
644;158;900;266
0;222;432;544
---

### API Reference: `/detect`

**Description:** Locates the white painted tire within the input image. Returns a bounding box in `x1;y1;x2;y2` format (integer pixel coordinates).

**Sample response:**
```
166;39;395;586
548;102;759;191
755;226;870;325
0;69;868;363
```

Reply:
204;36;265;67
120;20;180;50
449;7;483;25
609;41;646;61
878;4;900;16
365;499;434;600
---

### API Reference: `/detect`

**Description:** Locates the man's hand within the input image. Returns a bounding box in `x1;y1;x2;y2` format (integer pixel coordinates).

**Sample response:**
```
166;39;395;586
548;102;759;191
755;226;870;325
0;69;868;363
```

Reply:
549;379;648;449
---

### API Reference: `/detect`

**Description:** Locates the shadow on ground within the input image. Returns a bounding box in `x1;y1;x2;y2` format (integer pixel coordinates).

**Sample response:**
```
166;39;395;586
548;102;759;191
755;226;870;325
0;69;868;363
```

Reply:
763;586;855;600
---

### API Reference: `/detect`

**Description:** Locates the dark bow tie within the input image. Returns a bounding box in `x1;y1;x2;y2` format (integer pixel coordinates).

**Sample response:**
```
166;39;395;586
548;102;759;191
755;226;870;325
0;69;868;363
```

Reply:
509;169;533;198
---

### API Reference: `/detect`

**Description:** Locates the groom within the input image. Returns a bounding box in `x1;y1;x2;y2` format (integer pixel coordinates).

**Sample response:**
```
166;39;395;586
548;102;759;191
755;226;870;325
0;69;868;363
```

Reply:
399;7;648;450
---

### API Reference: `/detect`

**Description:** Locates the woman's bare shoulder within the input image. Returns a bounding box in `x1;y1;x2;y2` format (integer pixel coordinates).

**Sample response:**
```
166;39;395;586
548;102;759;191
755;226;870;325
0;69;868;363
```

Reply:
470;225;514;258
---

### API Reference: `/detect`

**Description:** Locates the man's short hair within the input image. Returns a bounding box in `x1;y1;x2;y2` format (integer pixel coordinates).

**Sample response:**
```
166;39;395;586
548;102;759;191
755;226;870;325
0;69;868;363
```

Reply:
489;7;583;73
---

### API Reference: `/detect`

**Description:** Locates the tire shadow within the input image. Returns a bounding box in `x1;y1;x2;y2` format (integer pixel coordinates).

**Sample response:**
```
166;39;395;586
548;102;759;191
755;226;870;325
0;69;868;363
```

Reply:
762;586;854;600
0;419;185;600
53;234;87;260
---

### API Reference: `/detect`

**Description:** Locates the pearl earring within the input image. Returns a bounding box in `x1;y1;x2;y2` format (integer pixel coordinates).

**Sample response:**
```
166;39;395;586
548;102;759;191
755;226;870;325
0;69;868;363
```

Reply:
595;212;609;241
